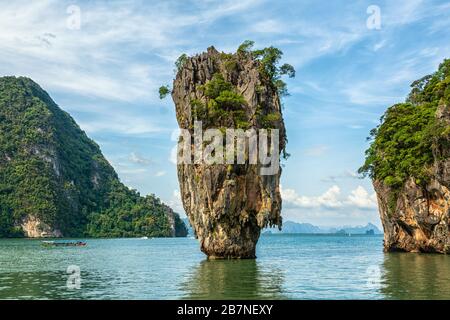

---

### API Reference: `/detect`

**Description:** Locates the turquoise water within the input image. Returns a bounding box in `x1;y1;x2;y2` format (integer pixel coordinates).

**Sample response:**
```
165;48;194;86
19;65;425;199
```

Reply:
0;234;449;300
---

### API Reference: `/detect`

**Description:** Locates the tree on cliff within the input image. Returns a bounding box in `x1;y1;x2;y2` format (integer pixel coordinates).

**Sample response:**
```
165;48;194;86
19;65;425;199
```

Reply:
160;40;296;98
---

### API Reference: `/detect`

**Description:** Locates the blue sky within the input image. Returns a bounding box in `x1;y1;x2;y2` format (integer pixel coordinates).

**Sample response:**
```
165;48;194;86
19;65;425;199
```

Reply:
1;0;449;227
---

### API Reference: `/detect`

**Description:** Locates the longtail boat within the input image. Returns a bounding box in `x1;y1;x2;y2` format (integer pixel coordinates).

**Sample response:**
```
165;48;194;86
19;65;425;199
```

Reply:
42;241;87;247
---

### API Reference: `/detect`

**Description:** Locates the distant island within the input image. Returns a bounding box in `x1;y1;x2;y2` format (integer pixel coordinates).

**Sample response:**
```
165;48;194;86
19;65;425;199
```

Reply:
0;77;187;238
183;218;382;236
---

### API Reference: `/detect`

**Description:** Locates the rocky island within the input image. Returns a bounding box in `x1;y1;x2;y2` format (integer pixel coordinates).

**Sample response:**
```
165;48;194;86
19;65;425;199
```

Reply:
161;42;295;258
360;59;450;253
0;77;187;238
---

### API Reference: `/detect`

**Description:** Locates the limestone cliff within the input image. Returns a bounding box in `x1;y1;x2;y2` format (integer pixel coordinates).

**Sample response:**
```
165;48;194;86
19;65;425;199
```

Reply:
170;45;292;258
0;76;187;238
374;103;450;253
361;59;450;253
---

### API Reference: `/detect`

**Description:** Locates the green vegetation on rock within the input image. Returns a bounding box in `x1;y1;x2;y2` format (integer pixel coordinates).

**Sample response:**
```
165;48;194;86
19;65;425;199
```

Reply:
0;76;187;238
238;40;296;96
175;53;189;73
359;59;450;190
159;85;170;99
193;73;250;129
159;41;294;160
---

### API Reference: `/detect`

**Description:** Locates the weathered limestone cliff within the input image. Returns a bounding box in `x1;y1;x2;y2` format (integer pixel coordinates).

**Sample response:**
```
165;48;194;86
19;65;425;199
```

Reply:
21;216;63;238
171;46;287;258
361;59;450;253
0;76;187;238
375;103;450;253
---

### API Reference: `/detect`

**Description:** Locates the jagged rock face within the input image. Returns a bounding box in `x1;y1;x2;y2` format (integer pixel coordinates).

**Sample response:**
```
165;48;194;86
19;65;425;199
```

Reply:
172;47;284;258
21;216;63;238
375;103;450;253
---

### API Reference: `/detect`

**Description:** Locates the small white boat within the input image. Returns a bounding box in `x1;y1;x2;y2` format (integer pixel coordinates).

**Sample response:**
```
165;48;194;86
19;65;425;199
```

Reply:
140;236;149;240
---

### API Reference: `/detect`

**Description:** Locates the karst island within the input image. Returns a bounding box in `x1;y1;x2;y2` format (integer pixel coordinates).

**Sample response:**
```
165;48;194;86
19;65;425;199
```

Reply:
360;59;450;253
160;41;295;258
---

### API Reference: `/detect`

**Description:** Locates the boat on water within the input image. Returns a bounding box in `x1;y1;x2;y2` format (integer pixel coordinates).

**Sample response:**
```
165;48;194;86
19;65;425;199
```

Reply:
41;241;87;247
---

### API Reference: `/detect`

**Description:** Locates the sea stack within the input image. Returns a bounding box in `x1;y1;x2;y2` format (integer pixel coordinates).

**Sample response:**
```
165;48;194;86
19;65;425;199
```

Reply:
170;45;291;258
360;59;450;253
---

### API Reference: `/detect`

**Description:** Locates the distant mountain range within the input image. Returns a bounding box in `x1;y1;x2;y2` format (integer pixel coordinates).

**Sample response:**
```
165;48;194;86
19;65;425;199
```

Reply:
265;221;382;235
182;219;382;236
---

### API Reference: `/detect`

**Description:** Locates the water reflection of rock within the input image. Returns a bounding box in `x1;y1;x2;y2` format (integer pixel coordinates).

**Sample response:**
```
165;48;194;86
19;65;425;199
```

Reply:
182;259;286;299
382;253;450;299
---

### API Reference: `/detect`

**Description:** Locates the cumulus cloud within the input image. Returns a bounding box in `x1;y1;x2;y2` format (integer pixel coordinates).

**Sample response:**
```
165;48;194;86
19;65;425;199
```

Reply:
282;185;377;210
345;186;378;209
281;185;342;209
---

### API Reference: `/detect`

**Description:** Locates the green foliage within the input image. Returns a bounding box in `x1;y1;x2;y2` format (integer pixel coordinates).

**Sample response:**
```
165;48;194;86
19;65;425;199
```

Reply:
159;85;171;99
219;52;239;72
237;40;255;55
0;203;23;237
0;77;187;238
407;59;450;105
280;63;296;78
86;182;187;238
237;40;296;97
224;59;238;73
260;112;281;128
359;102;438;188
273;79;289;97
359;59;450;191
253;46;283;80
175;54;188;73
200;73;234;99
193;74;250;129
160;42;293;159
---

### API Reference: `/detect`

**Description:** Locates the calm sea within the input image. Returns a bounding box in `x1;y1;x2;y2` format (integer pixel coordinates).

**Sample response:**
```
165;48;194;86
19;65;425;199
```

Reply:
0;234;449;299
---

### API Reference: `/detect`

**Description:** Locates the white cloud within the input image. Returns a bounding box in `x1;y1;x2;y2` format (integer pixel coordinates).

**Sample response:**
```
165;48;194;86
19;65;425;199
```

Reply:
116;168;148;175
341;82;403;105
282;185;378;210
169;145;178;165
345;186;378;209
281;185;342;209
250;19;283;34
347;124;364;129
129;152;152;165
79;116;162;135
321;170;359;183
166;189;185;215
0;0;261;103
155;171;166;177
373;40;387;52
